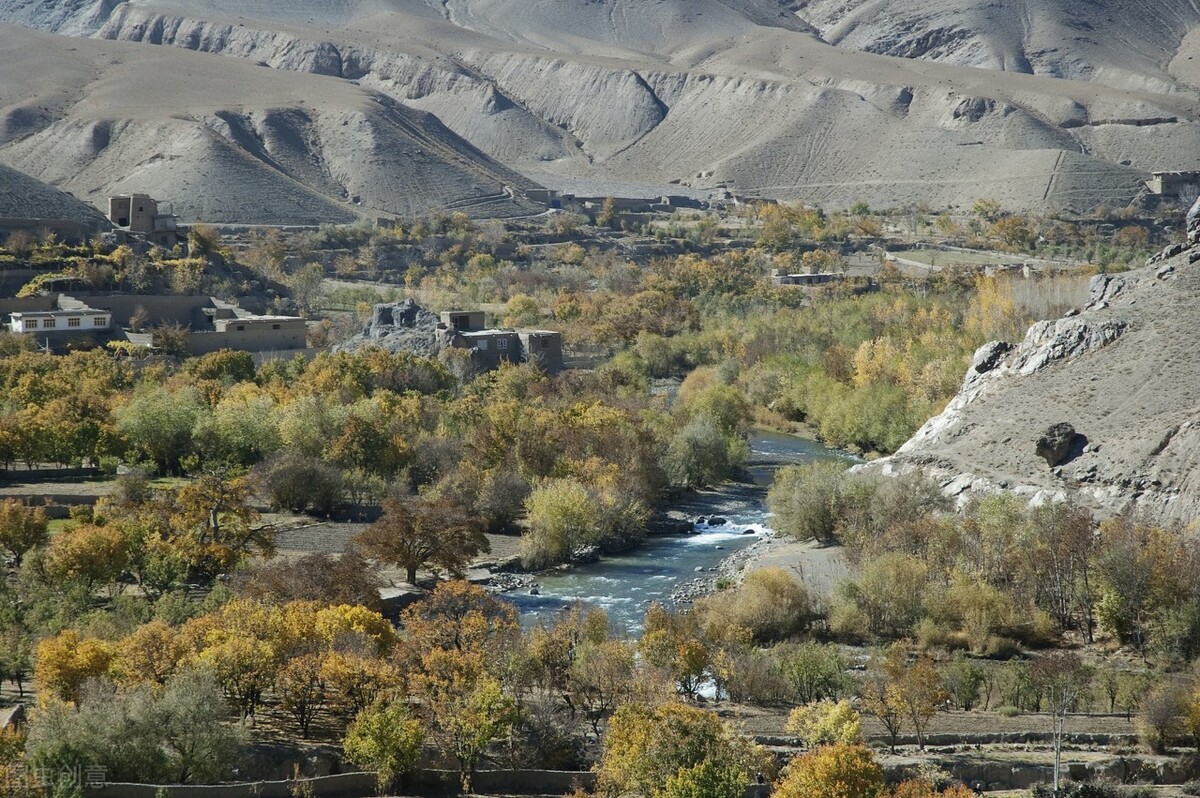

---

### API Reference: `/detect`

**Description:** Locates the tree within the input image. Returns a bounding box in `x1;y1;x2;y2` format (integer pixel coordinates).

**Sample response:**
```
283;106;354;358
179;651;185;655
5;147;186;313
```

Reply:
419;673;516;793
774;742;884;798
253;449;344;514
1029;652;1091;792
663;415;746;489
0;499;48;565
693;568;813;644
115;620;187;686
768;461;846;545
570;639;637;736
343;701;426;793
891;650;947;752
940;657;986;711
170;474;267;579
197;635;276;720
26;669;243;785
45;523;129;592
33;631;115;703
775;642;848;705
353;497;487;586
522;478;602;568
274;652;326;734
116;385;207;473
0;621;32;696
786;700;863;747
1137;680;1186;754
597;702;769;798
233;550;382;609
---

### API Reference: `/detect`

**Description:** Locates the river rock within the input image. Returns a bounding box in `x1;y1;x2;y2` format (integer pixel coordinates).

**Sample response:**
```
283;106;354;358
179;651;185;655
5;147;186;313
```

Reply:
707;516;728;526
742;528;755;534
1036;422;1079;466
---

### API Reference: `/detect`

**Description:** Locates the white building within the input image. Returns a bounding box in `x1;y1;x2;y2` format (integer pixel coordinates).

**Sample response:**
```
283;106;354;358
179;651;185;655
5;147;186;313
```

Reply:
8;309;111;334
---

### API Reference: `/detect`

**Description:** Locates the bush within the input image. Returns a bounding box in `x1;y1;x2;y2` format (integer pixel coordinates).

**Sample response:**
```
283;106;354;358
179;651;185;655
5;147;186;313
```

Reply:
767;461;846;544
254;450;343;514
693;568;814;643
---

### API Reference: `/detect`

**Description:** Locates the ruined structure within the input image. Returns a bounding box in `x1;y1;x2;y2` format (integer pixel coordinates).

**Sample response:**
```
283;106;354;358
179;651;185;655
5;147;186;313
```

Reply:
107;194;183;248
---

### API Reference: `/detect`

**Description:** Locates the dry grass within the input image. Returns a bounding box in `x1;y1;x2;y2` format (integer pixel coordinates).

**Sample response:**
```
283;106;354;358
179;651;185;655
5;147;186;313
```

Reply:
1010;273;1094;322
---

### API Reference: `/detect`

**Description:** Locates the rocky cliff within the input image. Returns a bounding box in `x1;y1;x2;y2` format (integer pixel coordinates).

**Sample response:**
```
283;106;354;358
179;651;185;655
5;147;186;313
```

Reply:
864;246;1200;522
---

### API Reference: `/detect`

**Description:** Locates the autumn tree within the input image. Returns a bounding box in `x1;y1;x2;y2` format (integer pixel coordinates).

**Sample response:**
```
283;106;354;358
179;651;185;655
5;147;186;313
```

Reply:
353;497;487;586
786;699;863;747
33;630;115;703
774;742;883;798
1137;680;1186;754
45;523;129;592
114;620;187;686
170;473;268;579
597;702;769;798
0;499;48;565
278;653;328;738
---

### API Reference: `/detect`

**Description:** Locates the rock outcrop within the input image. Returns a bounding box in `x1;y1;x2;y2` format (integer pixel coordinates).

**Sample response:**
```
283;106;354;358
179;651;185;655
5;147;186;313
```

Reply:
863;242;1200;523
335;299;443;357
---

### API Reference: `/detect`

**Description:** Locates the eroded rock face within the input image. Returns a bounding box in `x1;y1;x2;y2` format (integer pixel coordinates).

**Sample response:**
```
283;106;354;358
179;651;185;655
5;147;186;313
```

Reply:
971;340;1014;374
860;244;1200;523
1035;422;1078;467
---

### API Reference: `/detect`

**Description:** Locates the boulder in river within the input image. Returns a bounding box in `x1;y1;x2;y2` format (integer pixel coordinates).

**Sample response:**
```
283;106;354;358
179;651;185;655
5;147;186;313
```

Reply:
707;516;728;526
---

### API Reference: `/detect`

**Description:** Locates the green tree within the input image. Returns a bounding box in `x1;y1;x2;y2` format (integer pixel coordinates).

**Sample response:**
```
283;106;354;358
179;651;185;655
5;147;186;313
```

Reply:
767;461;846;544
522;478;602;568
343;701;426;793
663;415;746;489
116;385;208;473
27;668;244;785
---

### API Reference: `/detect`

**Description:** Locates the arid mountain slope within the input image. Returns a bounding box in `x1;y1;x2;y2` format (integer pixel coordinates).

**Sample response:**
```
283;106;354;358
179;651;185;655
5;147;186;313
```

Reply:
865;248;1200;523
0;163;111;231
3;0;1200;218
794;0;1200;92
0;24;541;224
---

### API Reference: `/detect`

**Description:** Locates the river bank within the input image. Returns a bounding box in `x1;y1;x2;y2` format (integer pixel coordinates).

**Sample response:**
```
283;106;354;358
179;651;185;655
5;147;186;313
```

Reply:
490;429;857;630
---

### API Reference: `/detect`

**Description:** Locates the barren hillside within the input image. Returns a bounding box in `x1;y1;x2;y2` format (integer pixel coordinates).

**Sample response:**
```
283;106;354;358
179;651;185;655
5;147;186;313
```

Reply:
864;246;1200;524
0;163;111;230
2;0;1200;219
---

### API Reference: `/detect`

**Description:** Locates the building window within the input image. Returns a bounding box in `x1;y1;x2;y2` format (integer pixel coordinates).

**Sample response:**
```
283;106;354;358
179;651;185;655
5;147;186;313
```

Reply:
25;319;36;329
235;325;245;331
497;338;508;350
68;317;81;328
43;319;56;329
476;340;488;351
272;324;280;330
93;317;106;327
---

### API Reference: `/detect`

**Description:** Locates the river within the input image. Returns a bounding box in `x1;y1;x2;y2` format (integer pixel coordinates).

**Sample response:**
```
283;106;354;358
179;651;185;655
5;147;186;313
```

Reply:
501;429;858;633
